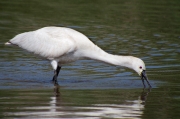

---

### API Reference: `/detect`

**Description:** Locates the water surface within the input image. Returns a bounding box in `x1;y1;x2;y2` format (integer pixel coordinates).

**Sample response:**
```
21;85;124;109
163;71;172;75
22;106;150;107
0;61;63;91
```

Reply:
0;0;180;118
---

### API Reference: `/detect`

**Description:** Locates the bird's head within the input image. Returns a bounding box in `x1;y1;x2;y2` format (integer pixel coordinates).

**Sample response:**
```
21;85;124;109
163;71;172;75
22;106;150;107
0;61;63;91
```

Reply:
132;58;151;88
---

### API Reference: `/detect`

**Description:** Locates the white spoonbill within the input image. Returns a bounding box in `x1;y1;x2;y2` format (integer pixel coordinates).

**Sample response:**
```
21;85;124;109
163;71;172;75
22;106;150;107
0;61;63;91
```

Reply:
5;27;151;88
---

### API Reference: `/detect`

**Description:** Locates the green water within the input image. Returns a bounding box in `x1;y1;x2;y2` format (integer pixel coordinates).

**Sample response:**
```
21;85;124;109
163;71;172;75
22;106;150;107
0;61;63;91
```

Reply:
0;0;180;118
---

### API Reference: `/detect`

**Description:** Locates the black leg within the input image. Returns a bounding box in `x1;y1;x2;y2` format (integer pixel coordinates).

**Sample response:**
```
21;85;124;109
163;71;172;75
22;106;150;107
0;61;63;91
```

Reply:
56;66;61;76
52;66;61;85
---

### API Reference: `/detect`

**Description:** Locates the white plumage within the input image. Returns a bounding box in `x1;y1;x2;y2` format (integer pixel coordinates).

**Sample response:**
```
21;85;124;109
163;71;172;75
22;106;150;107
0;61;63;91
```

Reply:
5;26;151;88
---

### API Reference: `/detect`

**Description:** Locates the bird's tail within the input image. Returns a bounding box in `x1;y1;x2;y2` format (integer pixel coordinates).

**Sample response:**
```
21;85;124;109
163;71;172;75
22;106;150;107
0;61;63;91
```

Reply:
5;41;14;46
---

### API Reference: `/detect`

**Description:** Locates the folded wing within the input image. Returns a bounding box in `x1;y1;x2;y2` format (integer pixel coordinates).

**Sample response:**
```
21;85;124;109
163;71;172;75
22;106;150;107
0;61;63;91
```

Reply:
9;27;77;59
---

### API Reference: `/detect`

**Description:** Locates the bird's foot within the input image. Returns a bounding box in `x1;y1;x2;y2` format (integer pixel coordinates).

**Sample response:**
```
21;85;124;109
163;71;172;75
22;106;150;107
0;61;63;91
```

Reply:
54;80;59;86
52;79;59;86
52;76;59;86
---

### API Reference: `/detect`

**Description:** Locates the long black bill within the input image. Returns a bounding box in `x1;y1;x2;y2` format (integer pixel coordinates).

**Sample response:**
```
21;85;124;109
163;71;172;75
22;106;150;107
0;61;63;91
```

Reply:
141;70;152;88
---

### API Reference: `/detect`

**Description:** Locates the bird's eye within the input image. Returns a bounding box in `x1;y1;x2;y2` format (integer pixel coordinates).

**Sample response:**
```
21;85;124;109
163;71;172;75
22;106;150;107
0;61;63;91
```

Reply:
139;66;142;69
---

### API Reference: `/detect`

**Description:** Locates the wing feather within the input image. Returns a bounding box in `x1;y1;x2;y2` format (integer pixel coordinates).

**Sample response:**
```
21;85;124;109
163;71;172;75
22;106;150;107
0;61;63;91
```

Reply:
9;27;76;59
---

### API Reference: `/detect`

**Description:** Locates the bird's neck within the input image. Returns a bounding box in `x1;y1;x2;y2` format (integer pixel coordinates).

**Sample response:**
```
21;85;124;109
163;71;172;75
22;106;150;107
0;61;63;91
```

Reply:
83;46;133;69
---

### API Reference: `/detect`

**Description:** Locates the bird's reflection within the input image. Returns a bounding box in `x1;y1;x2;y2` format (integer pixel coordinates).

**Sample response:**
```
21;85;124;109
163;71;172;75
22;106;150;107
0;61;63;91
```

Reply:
49;86;151;118
49;85;61;114
53;84;61;97
139;88;151;105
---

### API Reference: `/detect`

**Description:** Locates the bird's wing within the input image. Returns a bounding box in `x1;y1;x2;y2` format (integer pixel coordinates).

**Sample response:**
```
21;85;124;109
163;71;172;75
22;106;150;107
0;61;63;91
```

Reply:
9;27;77;59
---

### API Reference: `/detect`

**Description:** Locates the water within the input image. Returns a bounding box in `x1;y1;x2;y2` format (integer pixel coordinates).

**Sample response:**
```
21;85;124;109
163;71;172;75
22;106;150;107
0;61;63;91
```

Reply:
0;0;180;118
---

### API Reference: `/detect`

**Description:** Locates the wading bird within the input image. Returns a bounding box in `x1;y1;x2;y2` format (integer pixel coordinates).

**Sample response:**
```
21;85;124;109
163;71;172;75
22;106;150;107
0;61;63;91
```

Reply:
5;27;151;88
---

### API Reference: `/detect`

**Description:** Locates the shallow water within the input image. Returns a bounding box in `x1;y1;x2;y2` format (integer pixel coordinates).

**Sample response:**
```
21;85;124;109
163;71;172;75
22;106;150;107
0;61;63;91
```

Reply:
0;0;180;119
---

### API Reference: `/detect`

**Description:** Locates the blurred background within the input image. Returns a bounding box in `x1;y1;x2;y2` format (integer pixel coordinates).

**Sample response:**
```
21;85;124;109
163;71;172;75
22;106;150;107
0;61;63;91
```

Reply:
0;0;180;119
